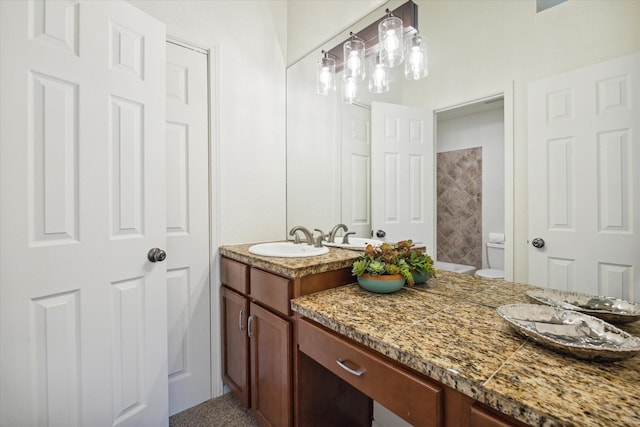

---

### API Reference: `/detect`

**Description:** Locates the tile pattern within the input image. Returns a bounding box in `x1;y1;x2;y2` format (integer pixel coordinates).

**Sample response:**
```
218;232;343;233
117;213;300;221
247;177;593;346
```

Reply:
291;271;640;427
437;147;482;268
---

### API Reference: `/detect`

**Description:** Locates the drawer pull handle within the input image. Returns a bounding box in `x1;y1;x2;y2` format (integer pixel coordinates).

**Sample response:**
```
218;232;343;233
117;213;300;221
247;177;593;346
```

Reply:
239;309;245;331
336;359;365;376
247;315;254;338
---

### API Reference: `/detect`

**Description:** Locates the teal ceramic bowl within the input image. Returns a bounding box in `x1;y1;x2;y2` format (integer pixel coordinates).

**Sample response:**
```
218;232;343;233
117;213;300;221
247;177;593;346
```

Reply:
357;274;405;294
411;271;430;284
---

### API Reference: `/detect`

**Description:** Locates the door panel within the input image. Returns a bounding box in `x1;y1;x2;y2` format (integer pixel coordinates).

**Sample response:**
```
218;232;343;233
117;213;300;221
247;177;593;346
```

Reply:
341;104;371;238
221;287;250;408
1;1;168;426
528;53;640;301
371;102;434;249
165;41;211;415
250;302;291;427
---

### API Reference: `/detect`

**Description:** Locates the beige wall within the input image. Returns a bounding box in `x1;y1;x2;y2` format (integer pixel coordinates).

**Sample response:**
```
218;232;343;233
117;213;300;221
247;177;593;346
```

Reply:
288;0;640;283
128;0;288;245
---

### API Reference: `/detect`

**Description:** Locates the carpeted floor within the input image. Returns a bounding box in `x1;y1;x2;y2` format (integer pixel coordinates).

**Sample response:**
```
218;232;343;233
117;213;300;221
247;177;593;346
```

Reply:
169;393;259;427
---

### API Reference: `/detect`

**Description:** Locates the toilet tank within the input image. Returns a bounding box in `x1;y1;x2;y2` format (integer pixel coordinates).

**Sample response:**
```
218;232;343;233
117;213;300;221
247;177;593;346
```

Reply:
486;242;504;270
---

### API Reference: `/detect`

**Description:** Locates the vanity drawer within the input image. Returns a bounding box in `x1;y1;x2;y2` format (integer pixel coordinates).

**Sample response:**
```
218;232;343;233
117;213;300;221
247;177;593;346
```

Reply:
221;257;249;295
250;268;291;316
298;319;443;427
470;403;529;427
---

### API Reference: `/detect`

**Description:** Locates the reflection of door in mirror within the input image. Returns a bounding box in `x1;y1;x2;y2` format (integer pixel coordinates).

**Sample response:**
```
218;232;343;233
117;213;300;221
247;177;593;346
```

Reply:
528;53;640;302
341;104;371;238
371;102;434;251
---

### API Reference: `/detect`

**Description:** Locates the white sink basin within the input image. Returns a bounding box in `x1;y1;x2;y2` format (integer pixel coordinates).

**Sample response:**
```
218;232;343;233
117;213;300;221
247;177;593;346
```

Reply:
248;242;329;258
323;237;385;251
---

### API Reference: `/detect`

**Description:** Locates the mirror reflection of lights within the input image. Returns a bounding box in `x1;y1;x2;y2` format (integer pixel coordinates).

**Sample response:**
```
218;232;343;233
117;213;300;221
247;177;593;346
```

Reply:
315;2;427;101
316;50;336;95
342;77;358;104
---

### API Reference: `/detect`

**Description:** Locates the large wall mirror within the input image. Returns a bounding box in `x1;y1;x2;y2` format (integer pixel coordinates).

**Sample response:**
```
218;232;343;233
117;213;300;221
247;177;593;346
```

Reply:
287;0;640;300
287;0;434;244
286;0;501;271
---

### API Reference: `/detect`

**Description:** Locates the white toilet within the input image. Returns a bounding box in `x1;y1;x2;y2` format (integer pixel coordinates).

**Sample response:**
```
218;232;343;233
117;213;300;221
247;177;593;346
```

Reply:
475;242;505;279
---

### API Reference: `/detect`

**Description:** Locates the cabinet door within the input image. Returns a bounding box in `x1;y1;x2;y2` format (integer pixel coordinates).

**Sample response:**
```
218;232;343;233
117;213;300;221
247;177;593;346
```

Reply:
221;287;250;407
249;302;292;427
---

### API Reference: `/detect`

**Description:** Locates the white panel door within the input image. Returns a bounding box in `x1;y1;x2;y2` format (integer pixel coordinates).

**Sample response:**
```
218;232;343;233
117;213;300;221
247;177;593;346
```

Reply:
371;102;435;251
165;41;211;415
528;53;640;301
0;1;168;426
341;104;371;238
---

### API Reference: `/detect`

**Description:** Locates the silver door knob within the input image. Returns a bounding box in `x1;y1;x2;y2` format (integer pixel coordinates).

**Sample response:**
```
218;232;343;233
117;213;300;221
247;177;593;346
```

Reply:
531;238;545;249
147;248;167;262
376;230;386;238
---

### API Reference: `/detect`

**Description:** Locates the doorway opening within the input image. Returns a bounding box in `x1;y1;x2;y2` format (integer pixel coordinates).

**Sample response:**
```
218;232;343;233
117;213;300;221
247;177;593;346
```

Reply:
434;94;511;277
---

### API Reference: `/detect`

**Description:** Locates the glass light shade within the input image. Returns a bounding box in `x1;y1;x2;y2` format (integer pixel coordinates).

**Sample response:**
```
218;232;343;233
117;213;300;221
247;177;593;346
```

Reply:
378;15;404;67
343;38;366;82
342;76;358;104
368;54;390;94
316;54;336;95
404;32;428;80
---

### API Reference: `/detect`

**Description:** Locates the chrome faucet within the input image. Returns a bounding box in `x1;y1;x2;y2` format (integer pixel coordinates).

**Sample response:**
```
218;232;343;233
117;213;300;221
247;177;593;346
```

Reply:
289;226;314;245
342;231;356;244
328;223;348;243
313;229;328;248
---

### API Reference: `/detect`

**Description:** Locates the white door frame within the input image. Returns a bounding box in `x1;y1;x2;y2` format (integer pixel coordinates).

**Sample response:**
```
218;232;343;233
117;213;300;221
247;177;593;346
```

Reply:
207;43;224;399
166;35;224;399
433;83;515;281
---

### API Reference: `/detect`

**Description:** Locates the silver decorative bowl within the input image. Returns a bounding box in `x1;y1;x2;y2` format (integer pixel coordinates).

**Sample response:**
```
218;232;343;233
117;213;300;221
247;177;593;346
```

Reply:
524;289;640;324
497;304;640;362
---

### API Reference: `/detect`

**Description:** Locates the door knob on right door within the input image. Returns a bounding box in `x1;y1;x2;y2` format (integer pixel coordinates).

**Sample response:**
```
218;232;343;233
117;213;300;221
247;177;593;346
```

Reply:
531;238;545;249
147;248;167;262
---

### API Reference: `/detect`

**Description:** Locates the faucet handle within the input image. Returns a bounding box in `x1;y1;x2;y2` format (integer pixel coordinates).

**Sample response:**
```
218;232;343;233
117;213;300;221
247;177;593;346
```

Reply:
342;232;356;244
313;232;328;248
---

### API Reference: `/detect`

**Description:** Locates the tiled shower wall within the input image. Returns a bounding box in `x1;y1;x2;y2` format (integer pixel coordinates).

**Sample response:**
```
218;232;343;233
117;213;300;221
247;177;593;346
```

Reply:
436;147;482;269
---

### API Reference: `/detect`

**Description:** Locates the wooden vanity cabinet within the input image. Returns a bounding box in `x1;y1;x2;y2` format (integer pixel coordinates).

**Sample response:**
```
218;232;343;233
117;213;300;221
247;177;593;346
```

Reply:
221;259;250;407
297;318;532;427
249;302;291;427
298;318;442;427
221;255;355;427
221;257;291;426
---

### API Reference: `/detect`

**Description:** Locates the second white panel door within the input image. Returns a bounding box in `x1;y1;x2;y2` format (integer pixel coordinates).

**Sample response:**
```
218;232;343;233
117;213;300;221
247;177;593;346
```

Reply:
165;41;212;415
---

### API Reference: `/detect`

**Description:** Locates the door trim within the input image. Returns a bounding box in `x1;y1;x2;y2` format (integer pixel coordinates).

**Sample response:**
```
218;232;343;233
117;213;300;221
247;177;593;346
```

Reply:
433;83;515;281
208;42;224;398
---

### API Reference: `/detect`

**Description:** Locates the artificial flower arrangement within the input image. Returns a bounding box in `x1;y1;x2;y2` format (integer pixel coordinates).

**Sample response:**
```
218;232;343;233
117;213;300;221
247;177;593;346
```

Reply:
351;240;436;286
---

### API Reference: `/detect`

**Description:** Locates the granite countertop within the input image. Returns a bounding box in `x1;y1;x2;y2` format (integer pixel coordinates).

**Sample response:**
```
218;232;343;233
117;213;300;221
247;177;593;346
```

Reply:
219;242;361;278
291;271;640;427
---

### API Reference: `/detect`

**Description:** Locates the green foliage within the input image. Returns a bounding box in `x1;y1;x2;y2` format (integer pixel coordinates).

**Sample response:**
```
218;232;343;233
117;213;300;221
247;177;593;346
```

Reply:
351;240;436;286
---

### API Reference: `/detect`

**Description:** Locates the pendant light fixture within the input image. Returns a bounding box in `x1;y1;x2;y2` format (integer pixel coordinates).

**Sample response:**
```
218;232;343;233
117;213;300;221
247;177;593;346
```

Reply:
316;50;336;95
368;51;390;94
404;31;428;80
343;32;366;82
342;76;358;104
378;9;404;68
313;1;428;103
